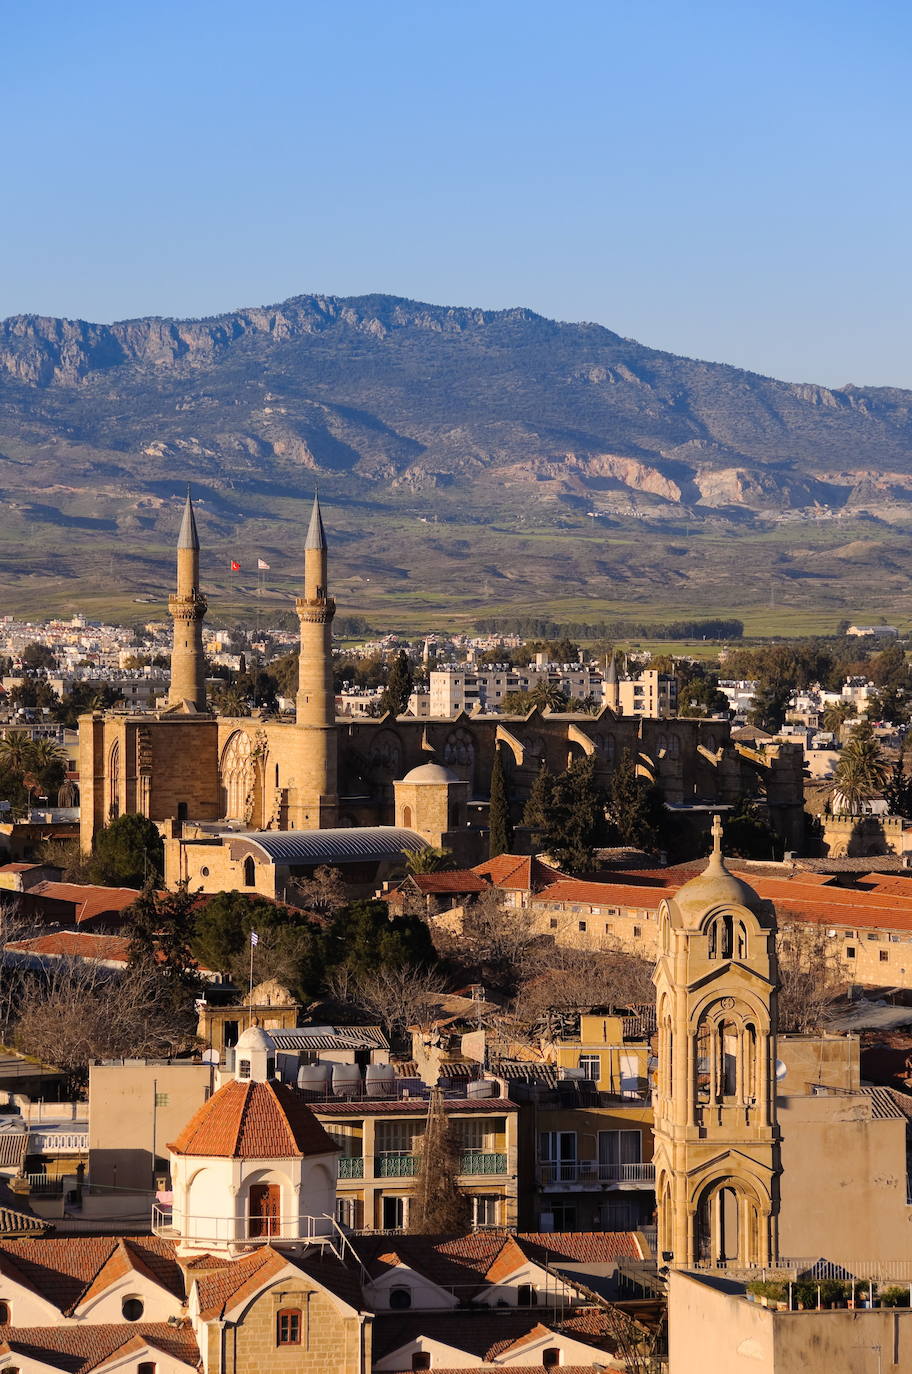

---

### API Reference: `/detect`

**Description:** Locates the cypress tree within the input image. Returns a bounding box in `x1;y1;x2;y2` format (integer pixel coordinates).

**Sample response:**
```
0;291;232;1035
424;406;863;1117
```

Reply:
488;744;513;858
409;1087;470;1233
522;761;555;852
379;650;414;717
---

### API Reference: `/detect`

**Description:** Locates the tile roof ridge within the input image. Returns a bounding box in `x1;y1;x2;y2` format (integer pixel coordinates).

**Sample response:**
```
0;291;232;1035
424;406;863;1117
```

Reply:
70;1238;120;1314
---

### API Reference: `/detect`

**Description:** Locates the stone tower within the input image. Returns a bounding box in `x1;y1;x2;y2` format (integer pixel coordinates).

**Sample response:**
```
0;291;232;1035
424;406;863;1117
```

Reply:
653;816;780;1269
168;489;208;711
293;495;338;827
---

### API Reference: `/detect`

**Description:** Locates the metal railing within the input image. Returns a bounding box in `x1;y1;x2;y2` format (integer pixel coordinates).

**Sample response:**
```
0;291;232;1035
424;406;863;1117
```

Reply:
338;1156;364;1179
25;1173;64;1195
460;1151;508;1176
151;1205;336;1246
538;1160;655;1186
29;1130;88;1153
375;1152;417;1178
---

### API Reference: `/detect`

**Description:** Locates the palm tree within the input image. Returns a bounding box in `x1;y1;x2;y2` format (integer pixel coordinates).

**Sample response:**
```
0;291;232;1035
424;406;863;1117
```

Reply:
405;845;457;875
529;682;569;712
822;701;856;737
831;725;889;814
28;738;68;774
0;732;33;774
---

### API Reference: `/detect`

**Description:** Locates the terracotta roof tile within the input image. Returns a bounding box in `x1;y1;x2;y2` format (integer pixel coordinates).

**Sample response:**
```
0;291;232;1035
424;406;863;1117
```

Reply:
7;932;133;963
25;882;142;924
193;1245;364;1319
408;871;490;895
0;1236;185;1315
373;1307;616;1362
0;1321;199;1372
169;1080;340;1159
472;854;568;891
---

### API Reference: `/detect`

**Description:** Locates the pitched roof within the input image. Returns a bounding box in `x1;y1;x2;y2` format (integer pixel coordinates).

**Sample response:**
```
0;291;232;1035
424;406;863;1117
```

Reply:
372;1307;616;1362
0;1236;185;1315
24;882;141;924
472;854;568;892
0;1321;199;1373
407;870;490;895
7;932;133;963
168;1079;339;1159
193;1244;364;1319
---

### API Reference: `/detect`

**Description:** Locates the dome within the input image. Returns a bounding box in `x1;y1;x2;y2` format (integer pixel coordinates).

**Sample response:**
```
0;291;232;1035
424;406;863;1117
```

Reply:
400;761;459;785
670;816;769;925
168;1079;338;1159
235;1024;275;1055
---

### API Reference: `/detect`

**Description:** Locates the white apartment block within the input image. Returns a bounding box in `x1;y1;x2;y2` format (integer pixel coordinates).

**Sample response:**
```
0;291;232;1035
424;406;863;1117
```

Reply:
429;663;676;717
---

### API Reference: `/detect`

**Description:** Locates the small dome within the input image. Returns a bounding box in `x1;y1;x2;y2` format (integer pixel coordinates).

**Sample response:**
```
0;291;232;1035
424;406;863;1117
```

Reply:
235;1024;275;1054
400;761;459;785
168;1079;338;1159
670;816;769;925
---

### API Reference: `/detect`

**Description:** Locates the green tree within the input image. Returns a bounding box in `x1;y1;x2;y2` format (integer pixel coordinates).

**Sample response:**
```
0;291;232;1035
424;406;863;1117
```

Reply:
884;743;912;818
749;678;793;733
488;745;513;858
191;890;328;999
822;701;856;736
867;685;910;725
90;813;164;888
605;750;658;851
379;650;414;717
529;681;569;712
522;762;556;851
328;899;437;978
523;755;607;874
127;883;202;1041
718;798;783;860
20;643;57;671
405;845;457;875
500;690;534;714
831;723;890;814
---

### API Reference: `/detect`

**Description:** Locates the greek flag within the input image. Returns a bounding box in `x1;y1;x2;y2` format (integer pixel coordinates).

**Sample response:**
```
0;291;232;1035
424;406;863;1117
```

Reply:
250;931;259;947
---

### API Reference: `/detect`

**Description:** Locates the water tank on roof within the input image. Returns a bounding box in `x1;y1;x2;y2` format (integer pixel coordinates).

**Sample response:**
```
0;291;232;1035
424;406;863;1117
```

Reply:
332;1062;362;1097
365;1063;395;1098
297;1062;332;1093
467;1079;496;1098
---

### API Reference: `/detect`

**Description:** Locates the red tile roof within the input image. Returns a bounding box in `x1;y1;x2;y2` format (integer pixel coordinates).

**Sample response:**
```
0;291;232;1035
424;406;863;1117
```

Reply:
408;871;491;895
25;882;141;925
372;1306;616;1362
0;1321;199;1372
0;1236;185;1315
472;854;568;891
193;1244;364;1319
7;932;133;963
168;1079;340;1159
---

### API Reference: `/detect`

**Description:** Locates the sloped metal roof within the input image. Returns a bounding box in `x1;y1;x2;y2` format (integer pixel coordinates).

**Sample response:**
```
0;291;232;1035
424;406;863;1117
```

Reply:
233;826;427;865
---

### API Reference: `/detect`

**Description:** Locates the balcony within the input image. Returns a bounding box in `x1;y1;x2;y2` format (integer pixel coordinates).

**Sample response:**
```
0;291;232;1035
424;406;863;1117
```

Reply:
460;1150;507;1176
151;1205;336;1246
338;1157;364;1179
538;1160;655;1189
375;1152;417;1178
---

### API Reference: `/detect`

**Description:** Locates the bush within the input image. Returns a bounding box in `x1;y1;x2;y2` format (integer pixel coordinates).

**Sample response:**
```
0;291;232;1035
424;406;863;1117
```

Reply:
880;1286;909;1308
747;1280;787;1303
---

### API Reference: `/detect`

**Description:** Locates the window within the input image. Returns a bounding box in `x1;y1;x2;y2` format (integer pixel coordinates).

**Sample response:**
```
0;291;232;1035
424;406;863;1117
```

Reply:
551;1201;577;1229
138;1364;157;1374
238;1058;251;1080
122;1296;144;1321
543;1350;561;1369
382;1195;406;1230
578;920;587;932
389;1286;412;1310
880;950;889;962
154;1092;169;1107
471;1194;500;1226
412;1356;431;1372
846;946;856;959
249;1183;281;1237
550;918;558;929
633;925;642;939
604;923;611;934
199;866;209;877
518;1283;538;1306
0;1300;10;1323
276;1308;301;1345
578;1054;600;1081
177;801;188;822
243;856;256;886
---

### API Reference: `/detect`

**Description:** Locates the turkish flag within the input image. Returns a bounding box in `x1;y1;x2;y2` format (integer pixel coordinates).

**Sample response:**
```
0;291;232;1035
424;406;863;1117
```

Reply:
230;561;241;571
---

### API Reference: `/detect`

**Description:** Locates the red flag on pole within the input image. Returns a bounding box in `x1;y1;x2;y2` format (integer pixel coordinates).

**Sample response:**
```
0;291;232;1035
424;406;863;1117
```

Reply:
230;561;241;571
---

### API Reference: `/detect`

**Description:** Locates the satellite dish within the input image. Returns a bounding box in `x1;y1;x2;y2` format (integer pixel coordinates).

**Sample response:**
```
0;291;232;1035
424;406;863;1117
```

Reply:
775;1059;788;1081
201;1048;220;1065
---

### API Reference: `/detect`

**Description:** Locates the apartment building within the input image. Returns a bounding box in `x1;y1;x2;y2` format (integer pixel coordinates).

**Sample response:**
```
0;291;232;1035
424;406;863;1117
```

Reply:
429;662;676;716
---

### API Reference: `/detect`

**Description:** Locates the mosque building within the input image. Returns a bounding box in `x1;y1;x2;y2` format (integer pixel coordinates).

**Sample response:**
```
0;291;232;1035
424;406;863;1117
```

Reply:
77;495;805;879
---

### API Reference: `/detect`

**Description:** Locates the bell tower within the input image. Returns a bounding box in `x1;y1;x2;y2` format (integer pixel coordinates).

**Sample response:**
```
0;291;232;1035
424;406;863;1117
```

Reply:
653;816;780;1270
291;495;338;827
168;488;208;711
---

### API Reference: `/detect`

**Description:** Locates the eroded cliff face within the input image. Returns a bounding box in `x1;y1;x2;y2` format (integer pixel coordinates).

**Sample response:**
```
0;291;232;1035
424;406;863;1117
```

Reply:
1;292;912;520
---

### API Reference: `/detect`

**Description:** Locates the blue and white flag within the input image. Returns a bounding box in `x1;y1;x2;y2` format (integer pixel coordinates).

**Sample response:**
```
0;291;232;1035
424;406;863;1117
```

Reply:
250;930;259;947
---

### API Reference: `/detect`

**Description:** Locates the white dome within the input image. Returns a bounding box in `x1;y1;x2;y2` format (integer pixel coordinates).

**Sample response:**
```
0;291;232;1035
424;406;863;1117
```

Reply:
235;1024;275;1054
400;761;459;785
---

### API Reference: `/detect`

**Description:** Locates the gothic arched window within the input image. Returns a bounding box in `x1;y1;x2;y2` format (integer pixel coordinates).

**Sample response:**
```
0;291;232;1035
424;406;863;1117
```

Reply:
220;731;255;820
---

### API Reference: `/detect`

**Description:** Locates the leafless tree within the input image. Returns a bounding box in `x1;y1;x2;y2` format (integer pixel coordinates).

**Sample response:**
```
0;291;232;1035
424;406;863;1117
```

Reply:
409;1086;469;1234
512;943;655;1042
777;922;846;1033
0;898;42;1039
13;956;198;1079
326;963;449;1039
285;865;347;917
432;889;545;989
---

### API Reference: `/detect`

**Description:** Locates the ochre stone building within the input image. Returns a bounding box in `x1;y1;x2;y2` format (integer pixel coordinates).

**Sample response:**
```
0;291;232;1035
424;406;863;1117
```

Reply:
78;496;805;861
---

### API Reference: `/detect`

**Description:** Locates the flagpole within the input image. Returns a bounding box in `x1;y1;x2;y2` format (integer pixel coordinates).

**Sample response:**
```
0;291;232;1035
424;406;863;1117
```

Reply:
249;934;254;998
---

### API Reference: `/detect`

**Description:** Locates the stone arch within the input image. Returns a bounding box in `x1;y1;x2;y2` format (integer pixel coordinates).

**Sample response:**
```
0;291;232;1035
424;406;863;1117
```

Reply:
107;741;120;820
692;1171;769;1268
220;731;256;821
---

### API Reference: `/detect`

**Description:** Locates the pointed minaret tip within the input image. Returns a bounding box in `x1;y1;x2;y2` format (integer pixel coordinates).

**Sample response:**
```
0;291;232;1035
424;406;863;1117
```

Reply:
177;488;200;551
305;493;327;551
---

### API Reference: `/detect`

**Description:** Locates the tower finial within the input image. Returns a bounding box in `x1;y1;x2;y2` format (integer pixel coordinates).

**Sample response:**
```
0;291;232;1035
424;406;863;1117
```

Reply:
177;487;200;551
305;492;326;551
710;813;724;862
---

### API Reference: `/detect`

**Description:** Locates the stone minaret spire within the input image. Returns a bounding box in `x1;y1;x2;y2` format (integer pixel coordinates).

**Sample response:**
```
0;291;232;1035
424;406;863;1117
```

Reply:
293;495;338;825
168;488;208;711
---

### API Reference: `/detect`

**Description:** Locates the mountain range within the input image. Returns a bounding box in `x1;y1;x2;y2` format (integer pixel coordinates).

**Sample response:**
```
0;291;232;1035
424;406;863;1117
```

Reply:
1;293;911;631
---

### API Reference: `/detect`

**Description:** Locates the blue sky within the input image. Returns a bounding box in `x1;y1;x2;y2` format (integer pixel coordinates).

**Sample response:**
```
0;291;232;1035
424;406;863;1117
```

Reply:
3;0;910;386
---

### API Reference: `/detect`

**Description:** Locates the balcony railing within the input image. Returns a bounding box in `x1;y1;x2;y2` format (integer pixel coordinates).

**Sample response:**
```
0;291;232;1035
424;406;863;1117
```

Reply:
338;1156;364;1179
151;1205;336;1245
538;1161;655;1186
25;1173;64;1195
28;1130;88;1154
461;1151;507;1176
375;1152;417;1177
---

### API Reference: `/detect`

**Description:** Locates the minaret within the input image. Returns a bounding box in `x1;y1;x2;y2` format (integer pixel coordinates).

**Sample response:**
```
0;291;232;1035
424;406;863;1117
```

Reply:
604;651;620;712
293;495;338;826
168;489;208;711
653;816;780;1269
